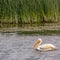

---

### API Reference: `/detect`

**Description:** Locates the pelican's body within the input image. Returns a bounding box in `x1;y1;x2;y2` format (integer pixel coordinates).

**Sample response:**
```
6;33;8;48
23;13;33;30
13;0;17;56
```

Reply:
32;38;56;51
37;44;56;51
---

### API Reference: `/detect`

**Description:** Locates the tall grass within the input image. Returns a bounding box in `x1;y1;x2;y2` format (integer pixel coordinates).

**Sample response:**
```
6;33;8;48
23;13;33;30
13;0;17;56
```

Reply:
0;0;60;24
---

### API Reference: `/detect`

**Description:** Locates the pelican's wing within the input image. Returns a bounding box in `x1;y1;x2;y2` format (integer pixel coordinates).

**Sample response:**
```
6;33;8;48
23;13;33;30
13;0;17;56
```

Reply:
40;44;55;48
37;44;56;51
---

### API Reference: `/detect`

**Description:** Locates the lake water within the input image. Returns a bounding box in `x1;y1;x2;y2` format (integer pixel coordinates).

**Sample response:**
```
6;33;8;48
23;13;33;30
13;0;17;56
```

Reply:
0;33;60;60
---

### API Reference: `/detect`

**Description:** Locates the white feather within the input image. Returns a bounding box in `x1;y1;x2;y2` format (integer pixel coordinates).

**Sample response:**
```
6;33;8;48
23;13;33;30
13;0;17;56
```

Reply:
32;38;56;51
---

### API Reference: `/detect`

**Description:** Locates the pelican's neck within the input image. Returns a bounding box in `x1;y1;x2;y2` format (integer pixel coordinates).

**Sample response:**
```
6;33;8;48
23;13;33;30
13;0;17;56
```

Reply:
32;38;42;49
38;38;42;45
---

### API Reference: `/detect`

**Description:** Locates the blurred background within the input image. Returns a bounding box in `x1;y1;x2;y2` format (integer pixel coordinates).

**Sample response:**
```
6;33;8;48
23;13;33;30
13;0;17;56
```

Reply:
0;0;60;35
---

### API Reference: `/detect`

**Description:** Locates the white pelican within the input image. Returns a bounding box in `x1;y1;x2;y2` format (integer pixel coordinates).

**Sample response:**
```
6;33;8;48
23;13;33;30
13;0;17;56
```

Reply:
32;38;56;51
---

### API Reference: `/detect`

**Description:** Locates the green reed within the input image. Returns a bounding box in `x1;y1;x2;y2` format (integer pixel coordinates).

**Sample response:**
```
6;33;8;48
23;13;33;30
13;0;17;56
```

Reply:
0;0;60;24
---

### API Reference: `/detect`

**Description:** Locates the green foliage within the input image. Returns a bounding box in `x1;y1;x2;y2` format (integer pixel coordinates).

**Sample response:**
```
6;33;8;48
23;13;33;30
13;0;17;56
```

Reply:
0;0;60;24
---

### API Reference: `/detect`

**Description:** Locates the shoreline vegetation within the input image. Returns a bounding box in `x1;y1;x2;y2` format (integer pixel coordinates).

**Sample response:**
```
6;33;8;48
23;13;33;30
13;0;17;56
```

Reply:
0;0;60;35
1;30;60;35
0;0;60;24
0;23;60;35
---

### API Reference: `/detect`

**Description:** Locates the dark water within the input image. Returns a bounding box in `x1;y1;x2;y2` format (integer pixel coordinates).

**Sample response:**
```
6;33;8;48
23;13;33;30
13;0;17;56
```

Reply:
0;33;60;60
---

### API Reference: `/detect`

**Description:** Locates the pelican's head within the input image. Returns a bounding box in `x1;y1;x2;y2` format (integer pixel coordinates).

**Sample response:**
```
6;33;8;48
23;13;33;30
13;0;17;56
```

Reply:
32;38;42;49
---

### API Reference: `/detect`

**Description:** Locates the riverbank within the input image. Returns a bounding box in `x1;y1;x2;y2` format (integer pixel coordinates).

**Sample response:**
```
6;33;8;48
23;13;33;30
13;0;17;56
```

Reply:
1;30;60;35
0;23;60;35
17;30;60;35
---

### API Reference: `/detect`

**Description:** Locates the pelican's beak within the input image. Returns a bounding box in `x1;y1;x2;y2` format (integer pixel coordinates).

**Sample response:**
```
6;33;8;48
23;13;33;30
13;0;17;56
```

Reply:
32;40;40;49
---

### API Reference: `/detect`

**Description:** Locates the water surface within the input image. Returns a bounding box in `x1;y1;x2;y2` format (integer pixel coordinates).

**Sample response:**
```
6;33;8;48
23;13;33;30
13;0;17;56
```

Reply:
0;33;60;60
